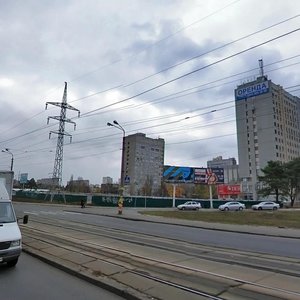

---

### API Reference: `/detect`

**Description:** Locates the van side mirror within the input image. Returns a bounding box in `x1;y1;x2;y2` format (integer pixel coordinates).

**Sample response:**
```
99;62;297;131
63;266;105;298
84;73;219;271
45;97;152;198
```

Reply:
23;215;29;224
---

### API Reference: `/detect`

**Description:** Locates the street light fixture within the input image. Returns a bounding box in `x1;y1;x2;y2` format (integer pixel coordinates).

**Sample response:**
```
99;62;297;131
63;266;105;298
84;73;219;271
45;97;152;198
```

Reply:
107;120;125;187
2;148;14;171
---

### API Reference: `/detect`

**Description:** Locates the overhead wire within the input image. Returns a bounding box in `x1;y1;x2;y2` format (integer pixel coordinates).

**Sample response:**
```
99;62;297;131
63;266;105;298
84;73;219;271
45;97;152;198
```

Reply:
68;0;242;84
2;22;300;161
3;13;298;139
4;54;299;152
12;93;286;161
123;14;300;89
80;27;300;118
4;54;300;152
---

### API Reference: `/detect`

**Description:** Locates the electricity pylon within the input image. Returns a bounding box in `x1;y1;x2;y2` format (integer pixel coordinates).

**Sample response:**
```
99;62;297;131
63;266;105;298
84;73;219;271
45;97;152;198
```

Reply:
46;82;80;187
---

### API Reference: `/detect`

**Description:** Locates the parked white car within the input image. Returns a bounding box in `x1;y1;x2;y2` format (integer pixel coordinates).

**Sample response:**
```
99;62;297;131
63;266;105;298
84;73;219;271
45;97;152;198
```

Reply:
252;201;280;210
218;201;245;211
177;201;201;210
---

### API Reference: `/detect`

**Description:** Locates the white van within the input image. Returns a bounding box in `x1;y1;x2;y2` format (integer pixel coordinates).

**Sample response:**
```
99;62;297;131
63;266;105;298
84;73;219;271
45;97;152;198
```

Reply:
0;200;28;267
0;171;28;267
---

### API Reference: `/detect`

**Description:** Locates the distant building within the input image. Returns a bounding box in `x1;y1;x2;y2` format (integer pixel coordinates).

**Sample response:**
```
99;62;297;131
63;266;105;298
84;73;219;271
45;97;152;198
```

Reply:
235;73;300;199
207;156;239;184
36;177;59;188
102;176;113;184
123;133;165;196
66;178;90;193
100;183;119;194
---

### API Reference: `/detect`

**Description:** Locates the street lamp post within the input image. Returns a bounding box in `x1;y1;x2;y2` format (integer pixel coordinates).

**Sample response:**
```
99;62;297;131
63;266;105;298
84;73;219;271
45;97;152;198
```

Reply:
107;120;125;187
2;148;14;171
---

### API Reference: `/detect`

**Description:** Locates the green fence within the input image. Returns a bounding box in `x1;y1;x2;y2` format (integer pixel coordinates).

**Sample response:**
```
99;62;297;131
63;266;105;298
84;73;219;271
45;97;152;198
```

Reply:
13;190;87;204
13;190;254;209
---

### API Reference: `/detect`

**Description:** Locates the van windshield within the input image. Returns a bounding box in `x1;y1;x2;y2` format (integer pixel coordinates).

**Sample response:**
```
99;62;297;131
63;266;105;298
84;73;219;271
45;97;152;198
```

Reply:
0;202;16;223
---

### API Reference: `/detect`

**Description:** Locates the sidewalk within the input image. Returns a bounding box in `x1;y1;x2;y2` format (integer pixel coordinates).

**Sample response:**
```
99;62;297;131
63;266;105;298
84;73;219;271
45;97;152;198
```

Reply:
64;206;300;239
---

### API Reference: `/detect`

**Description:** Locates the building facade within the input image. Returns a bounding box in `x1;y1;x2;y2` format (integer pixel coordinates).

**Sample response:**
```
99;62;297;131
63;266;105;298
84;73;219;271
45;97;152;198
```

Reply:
36;177;59;188
235;75;300;199
123;133;165;196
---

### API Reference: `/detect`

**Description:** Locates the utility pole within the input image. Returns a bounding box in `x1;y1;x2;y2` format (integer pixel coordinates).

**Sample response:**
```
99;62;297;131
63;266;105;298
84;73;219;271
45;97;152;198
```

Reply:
46;82;80;188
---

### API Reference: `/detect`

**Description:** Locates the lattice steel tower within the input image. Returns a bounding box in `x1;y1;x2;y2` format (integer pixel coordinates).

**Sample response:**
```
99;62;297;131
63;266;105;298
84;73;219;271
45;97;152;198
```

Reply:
46;82;80;187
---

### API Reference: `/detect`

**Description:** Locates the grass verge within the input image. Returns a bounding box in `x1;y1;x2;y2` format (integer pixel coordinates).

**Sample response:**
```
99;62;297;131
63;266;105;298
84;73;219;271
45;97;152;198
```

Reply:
140;210;300;229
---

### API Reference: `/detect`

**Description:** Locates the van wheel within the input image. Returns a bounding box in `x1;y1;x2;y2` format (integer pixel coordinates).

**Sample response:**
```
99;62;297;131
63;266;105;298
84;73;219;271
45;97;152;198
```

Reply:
7;258;18;267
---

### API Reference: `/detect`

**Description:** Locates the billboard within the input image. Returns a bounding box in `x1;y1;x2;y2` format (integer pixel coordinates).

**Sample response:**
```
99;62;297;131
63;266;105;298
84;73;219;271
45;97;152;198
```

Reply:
218;184;241;196
19;173;28;184
163;166;224;184
163;166;194;183
194;168;224;184
235;80;269;101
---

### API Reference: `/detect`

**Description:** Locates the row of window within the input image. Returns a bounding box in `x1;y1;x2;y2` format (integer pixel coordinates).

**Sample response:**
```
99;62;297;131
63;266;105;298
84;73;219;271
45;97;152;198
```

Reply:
140;145;161;152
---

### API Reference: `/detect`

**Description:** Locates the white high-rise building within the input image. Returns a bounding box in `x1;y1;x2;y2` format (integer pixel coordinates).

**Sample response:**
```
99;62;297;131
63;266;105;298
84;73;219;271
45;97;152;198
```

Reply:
235;74;300;199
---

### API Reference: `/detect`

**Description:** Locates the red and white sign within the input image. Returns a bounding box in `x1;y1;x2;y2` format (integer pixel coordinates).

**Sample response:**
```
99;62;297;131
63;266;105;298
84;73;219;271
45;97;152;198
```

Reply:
218;184;241;196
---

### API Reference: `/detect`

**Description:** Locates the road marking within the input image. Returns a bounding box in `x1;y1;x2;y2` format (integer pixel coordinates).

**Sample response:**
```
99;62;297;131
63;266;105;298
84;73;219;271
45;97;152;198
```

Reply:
64;211;83;215
24;211;39;215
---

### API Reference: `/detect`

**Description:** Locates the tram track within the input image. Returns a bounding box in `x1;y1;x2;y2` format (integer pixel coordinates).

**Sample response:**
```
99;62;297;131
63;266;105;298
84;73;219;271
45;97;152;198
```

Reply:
20;217;300;300
24;216;300;278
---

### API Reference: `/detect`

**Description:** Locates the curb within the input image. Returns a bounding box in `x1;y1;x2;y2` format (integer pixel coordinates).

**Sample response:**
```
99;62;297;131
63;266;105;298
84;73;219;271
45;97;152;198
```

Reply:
22;247;150;300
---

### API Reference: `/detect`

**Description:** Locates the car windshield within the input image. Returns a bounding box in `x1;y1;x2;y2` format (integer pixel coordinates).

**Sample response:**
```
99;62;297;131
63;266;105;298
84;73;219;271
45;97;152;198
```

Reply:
0;202;16;223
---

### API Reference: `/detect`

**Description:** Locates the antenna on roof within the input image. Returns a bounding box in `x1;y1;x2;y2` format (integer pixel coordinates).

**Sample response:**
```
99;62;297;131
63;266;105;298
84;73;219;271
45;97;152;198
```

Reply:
259;59;264;77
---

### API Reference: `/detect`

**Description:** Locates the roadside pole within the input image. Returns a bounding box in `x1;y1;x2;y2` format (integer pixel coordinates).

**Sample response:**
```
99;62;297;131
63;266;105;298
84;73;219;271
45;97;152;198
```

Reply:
209;185;213;209
172;184;176;208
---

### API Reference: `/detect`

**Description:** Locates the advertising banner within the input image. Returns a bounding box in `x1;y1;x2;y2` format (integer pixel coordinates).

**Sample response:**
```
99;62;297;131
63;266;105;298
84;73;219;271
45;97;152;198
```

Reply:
218;184;241;196
194;168;224;184
163;166;194;183
235;80;269;101
20;173;28;184
193;168;206;184
163;166;224;184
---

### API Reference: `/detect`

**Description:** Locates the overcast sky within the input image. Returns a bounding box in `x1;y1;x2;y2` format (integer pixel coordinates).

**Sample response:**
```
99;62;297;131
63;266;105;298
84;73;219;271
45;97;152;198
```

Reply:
0;0;299;185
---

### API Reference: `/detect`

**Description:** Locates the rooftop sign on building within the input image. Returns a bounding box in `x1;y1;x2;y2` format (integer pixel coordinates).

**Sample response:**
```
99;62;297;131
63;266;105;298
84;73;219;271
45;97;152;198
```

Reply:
235;80;269;101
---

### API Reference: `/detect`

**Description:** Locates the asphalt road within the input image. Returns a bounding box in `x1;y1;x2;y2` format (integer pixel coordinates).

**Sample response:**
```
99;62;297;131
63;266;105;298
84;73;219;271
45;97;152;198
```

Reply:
0;252;124;300
14;203;300;259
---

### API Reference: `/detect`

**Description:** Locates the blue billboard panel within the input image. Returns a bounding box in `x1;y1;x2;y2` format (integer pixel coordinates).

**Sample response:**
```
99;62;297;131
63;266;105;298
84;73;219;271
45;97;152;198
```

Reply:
20;173;28;184
163;166;194;183
235;80;269;101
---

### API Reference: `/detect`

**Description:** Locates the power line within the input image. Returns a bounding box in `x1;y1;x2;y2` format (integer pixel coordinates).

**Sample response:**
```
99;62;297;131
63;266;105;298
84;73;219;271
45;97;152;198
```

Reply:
1;29;299;150
81;27;300;117
2;15;299;139
68;0;241;84
123;14;300;89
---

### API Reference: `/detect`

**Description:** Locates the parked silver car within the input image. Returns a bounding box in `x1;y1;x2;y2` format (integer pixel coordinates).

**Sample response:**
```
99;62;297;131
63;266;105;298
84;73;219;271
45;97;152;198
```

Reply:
252;201;280;210
177;201;201;210
218;201;245;211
